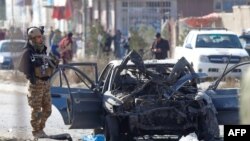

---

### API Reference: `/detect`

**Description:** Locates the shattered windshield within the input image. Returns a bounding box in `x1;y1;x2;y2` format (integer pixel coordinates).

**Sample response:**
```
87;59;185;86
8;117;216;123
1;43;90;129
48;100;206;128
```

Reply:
196;34;243;48
112;63;174;90
0;42;25;52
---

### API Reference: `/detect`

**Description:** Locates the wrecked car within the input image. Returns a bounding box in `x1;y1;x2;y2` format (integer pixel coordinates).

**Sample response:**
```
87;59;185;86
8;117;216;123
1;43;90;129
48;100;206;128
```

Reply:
50;50;243;141
205;60;250;126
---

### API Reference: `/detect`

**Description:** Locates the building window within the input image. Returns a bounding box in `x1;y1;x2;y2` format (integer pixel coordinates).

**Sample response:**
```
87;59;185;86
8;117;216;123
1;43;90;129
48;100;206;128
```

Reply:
146;1;171;7
215;1;222;10
120;0;172;35
122;2;128;7
222;0;247;12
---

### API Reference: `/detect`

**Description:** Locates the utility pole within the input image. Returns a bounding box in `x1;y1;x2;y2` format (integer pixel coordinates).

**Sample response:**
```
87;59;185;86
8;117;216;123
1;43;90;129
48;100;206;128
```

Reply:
11;0;14;26
82;0;88;58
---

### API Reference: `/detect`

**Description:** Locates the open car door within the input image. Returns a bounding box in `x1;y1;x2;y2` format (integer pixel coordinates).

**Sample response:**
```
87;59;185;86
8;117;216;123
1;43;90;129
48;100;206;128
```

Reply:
206;61;250;125
50;63;103;129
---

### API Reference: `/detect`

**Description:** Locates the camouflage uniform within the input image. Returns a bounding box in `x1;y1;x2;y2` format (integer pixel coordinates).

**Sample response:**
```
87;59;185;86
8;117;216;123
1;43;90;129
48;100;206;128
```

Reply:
28;79;51;135
18;27;59;138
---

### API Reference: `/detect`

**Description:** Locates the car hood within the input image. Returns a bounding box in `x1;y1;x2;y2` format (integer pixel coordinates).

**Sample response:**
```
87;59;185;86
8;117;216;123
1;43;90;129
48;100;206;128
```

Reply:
194;48;248;56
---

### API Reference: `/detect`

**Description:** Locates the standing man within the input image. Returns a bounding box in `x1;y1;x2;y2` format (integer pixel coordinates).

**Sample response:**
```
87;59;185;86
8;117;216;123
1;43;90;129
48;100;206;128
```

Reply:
59;32;73;64
50;29;62;58
151;33;170;59
18;27;58;139
103;31;112;56
113;30;122;59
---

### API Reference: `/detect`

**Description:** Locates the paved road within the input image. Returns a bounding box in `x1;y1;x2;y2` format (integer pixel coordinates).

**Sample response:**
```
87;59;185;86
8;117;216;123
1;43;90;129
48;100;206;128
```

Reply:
0;81;224;141
0;82;92;141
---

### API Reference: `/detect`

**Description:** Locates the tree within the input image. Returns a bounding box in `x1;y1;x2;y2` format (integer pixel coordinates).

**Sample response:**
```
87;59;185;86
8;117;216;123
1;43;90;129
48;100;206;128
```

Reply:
129;24;156;59
87;21;106;57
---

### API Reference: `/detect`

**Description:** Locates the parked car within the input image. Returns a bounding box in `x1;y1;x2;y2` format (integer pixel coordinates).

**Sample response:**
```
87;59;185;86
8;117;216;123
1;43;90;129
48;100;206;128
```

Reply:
48;50;245;141
174;28;249;78
0;39;26;69
239;33;250;55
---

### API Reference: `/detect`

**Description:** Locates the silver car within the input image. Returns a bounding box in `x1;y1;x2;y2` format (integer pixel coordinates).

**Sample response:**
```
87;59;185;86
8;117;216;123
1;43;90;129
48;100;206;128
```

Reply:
0;39;26;69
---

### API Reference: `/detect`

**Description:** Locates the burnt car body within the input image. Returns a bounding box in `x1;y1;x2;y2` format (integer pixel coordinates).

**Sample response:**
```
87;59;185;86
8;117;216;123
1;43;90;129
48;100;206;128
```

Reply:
50;51;242;141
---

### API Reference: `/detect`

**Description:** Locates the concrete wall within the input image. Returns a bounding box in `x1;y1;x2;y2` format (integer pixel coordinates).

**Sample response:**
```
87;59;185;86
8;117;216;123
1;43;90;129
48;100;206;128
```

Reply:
240;68;250;124
177;0;214;17
221;5;250;34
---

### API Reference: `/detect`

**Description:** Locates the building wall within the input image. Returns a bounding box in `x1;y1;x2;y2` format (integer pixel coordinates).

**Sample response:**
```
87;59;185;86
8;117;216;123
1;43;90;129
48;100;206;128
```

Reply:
177;0;214;17
116;0;177;35
95;0;250;36
214;0;250;12
221;5;250;34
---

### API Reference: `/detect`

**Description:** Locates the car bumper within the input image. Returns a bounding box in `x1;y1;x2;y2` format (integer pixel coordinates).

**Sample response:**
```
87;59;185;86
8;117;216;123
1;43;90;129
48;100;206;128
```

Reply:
0;61;13;69
194;62;248;78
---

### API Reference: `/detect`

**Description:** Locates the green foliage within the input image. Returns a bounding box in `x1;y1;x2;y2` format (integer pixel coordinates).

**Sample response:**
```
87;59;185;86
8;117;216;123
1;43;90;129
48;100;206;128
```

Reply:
129;28;147;52
137;24;156;45
161;22;170;40
129;24;156;57
177;22;190;46
86;22;106;55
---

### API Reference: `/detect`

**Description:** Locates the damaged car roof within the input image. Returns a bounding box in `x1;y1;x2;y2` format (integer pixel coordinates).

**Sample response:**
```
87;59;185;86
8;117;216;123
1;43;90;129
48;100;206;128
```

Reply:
109;58;178;67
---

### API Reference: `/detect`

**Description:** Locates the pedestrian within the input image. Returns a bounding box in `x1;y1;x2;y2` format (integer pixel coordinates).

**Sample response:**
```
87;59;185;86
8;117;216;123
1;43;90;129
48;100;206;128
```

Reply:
113;30;122;59
103;31;112;56
151;33;170;59
59;32;73;64
17;26;59;139
50;29;62;58
0;28;5;40
121;36;130;56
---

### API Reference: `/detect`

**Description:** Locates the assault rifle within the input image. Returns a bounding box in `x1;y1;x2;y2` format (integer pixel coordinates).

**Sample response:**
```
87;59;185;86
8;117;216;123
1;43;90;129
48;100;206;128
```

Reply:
31;54;59;68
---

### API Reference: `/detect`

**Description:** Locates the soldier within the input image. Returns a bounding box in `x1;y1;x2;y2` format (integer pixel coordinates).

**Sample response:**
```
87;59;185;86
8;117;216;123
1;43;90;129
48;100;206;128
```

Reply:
18;26;58;139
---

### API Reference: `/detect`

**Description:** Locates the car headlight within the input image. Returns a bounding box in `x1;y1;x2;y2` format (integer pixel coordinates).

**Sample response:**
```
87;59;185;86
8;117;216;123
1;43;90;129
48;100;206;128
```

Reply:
241;56;250;62
199;55;209;63
0;56;4;63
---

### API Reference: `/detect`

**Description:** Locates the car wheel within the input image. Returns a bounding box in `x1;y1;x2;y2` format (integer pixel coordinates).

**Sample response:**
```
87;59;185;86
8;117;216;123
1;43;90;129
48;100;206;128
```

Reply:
104;115;119;141
196;107;220;141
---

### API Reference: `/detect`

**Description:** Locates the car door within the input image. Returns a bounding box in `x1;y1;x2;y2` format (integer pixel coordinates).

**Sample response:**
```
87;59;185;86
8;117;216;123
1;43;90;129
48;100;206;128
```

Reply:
98;63;114;93
50;63;103;129
207;61;250;125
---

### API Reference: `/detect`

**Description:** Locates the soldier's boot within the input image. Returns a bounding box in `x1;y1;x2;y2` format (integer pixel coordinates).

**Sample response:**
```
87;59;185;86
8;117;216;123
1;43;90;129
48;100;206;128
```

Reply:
33;130;48;138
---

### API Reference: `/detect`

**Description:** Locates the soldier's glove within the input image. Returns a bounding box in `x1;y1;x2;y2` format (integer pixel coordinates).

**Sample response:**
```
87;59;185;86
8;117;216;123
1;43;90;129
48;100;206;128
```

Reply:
49;52;60;68
27;75;36;84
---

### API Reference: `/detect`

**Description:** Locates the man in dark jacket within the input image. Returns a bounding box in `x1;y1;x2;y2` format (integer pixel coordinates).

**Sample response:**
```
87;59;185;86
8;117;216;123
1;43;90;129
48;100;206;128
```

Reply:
18;27;58;139
151;33;170;59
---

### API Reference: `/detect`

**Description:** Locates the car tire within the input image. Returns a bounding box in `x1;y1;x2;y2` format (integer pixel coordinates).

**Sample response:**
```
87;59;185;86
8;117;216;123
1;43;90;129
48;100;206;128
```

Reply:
104;115;119;141
196;107;220;141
